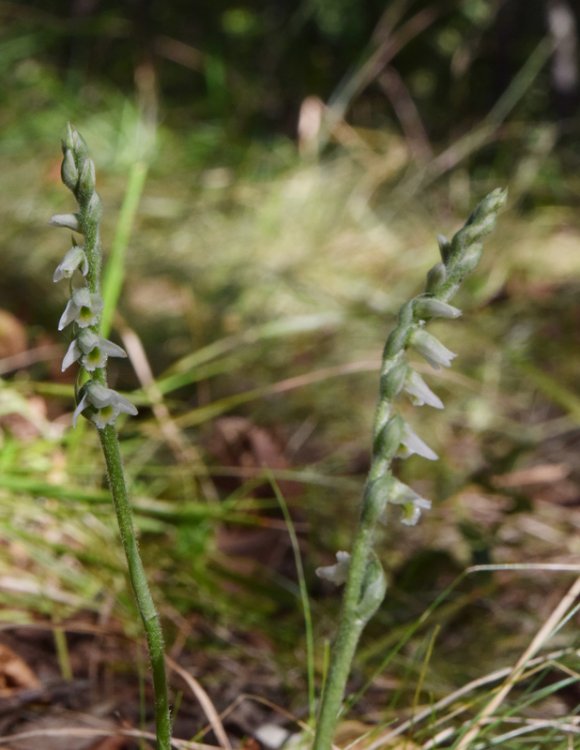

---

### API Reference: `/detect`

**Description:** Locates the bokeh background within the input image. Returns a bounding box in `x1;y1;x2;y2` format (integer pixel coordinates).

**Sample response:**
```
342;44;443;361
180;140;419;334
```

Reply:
1;1;579;748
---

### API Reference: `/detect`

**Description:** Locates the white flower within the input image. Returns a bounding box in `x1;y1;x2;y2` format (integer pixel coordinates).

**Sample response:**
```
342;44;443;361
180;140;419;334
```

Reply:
410;328;456;369
316;551;351;586
62;330;127;372
73;382;137;428
58;288;103;330
387;476;432;526
404;369;443;409
50;213;82;232
400;422;438;461
53;245;88;282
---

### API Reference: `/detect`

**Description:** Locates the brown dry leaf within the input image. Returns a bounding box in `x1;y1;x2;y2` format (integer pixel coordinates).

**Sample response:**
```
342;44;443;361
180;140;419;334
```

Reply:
0;644;40;695
5;711;119;750
0;310;27;359
492;463;571;488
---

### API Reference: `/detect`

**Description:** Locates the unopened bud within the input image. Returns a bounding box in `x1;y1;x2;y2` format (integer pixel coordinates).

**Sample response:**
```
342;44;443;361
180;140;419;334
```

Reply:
414;297;462;320
61;150;79;192
77;159;96;200
426;262;447;295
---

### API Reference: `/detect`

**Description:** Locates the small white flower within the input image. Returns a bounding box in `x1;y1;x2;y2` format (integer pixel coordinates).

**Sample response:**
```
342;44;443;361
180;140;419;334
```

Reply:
58;288;103;330
53;245;88;282
73;382;138;428
316;551;351;586
400;422;438;461
404;370;443;409
387;476;432;526
50;213;82;232
61;330;127;372
399;496;432;526
410;328;456;369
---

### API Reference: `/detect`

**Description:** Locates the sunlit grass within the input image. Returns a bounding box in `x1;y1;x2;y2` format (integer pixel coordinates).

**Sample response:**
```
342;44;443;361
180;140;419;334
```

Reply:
0;60;579;742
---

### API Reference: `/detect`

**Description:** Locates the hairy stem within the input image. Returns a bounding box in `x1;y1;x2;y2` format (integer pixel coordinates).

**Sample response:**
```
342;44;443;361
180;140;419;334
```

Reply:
99;425;172;750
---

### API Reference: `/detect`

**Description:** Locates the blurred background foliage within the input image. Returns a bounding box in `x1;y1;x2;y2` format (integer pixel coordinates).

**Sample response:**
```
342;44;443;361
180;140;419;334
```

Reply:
0;0;579;745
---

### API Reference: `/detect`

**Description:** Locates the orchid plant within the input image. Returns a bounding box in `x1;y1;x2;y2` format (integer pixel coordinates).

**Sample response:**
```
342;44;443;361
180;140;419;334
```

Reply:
51;125;171;750
313;188;507;750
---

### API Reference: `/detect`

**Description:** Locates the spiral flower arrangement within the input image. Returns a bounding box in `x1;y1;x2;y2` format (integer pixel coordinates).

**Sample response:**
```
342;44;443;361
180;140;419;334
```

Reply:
50;125;171;749
314;188;507;750
50;124;137;429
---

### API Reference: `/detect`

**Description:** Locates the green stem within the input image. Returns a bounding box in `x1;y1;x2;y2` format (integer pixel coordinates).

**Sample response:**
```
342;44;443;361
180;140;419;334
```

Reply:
313;511;374;750
99;424;172;750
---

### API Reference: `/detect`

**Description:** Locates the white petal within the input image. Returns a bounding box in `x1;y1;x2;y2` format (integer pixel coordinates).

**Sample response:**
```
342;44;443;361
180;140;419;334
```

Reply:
401;423;438;461
50;213;81;232
415;298;462;320
91;406;117;429
112;393;138;416
316;551;351;586
411;329;456;369
77;329;100;354
58;298;79;330
404;370;444;409
86;382;115;408
100;339;127;358
72;391;90;426
61;339;81;371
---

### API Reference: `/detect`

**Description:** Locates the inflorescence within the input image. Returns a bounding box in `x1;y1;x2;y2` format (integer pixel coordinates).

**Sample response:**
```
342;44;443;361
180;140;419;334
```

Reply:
317;188;507;585
50;124;137;429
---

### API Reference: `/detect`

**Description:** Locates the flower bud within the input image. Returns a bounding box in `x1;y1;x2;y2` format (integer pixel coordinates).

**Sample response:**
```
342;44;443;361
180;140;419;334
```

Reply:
426;262;447;295
85;192;102;222
61;122;75;154
437;233;452;262
71;128;89;161
61;150;79;192
50;213;82;233
455;244;482;277
356;555;387;625
77;159;96;200
373;414;404;460
380;360;408;400
414;298;462;320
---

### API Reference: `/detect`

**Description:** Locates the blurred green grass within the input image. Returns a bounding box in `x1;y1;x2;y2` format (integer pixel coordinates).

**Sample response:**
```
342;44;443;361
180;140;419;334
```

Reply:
0;56;579;743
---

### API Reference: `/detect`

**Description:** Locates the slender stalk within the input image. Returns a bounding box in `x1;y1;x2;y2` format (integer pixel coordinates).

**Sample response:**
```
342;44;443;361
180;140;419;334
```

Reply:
313;189;507;750
313;509;375;746
50;124;172;749
99;425;172;749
